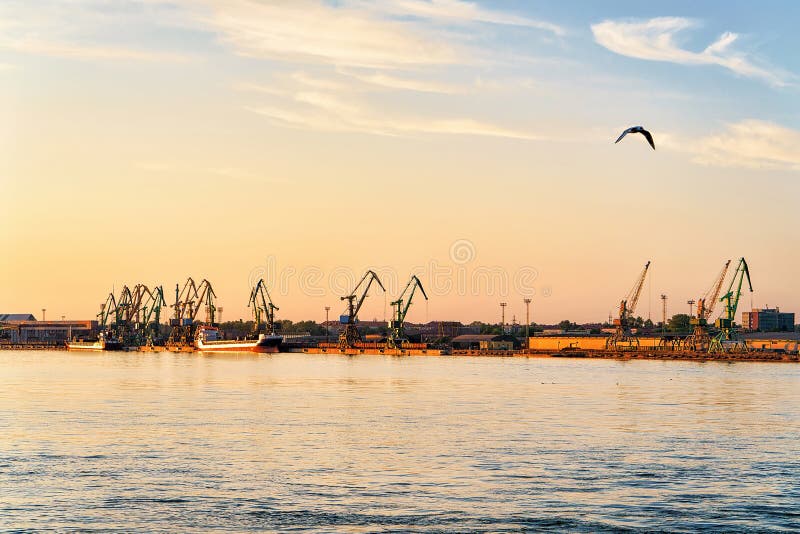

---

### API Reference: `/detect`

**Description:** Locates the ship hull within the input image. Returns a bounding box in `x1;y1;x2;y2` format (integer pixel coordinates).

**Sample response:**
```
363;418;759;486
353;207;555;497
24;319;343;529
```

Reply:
195;334;282;353
66;340;124;351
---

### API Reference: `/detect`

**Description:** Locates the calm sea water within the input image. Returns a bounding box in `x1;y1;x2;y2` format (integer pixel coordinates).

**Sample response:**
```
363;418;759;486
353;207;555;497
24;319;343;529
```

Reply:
1;351;799;532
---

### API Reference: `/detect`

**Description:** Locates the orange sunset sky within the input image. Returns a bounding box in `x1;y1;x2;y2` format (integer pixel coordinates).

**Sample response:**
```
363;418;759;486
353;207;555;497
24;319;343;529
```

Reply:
2;1;799;325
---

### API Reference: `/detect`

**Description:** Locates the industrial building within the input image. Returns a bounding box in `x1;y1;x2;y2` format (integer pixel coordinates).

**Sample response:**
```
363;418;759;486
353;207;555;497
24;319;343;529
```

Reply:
741;307;795;332
451;334;518;351
0;315;97;344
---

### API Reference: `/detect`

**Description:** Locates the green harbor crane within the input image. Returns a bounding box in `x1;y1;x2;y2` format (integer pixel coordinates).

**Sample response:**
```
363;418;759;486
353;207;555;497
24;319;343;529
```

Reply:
249;278;279;334
97;292;117;330
606;261;651;350
139;285;166;345
387;275;428;348
709;257;752;354
195;279;217;325
683;260;731;351
339;270;385;348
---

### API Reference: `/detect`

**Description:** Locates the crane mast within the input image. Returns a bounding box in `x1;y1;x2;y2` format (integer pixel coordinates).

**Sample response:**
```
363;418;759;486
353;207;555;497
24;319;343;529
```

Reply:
709;257;752;353
338;270;385;348
607;261;651;350
387;275;428;348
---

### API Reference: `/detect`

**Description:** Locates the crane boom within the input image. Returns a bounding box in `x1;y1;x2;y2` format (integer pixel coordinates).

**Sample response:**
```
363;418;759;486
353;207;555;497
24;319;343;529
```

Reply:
347;270;386;319
97;292;117;328
249;278;279;333
625;261;650;319
387;275;428;348
194;279;217;324
708;257;753;353
717;257;752;329
141;285;166;326
685;260;732;352
115;286;133;325
699;260;731;320
338;270;386;348
173;277;199;322
607;261;651;350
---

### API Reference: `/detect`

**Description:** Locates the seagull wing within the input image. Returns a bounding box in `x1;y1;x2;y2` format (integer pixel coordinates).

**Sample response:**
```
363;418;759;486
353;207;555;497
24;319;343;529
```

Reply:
614;128;632;144
640;129;655;150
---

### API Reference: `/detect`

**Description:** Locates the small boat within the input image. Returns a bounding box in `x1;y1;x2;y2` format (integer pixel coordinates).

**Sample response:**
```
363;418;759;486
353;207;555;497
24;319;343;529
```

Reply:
194;325;282;353
66;331;123;351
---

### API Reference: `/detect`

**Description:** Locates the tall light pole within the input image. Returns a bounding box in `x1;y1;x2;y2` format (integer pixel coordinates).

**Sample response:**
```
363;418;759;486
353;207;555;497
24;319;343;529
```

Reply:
500;302;507;334
661;294;668;335
42;308;46;321
524;298;531;349
325;306;330;342
687;299;695;318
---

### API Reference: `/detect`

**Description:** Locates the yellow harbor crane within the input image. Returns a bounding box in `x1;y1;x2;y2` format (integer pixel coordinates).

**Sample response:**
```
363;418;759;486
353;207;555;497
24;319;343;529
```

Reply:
683;260;731;351
606;261;651;350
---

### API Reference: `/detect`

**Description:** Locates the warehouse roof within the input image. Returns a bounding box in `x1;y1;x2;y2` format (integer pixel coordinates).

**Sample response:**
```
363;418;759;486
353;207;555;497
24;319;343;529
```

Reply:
0;314;37;322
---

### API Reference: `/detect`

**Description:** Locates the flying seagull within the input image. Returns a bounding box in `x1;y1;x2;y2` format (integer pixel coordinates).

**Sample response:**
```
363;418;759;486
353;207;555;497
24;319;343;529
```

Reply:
615;126;655;150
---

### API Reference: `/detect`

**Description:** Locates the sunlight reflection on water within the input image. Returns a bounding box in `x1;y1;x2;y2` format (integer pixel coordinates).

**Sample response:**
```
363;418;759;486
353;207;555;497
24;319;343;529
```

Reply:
1;352;799;531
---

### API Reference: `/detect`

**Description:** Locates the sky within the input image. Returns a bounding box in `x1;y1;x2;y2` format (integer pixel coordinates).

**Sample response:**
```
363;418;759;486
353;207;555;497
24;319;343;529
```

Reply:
2;0;799;326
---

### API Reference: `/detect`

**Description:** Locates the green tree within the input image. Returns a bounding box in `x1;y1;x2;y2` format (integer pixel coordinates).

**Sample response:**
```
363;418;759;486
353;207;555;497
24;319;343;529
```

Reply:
667;314;691;332
557;320;577;331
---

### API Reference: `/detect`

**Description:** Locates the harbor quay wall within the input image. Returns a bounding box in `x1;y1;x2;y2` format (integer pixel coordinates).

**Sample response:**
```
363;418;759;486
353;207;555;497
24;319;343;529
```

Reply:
529;336;663;351
528;335;800;353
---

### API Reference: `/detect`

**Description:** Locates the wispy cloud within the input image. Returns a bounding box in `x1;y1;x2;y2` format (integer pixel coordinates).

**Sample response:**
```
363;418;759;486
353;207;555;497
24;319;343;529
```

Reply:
245;83;545;141
339;69;463;94
248;103;543;140
197;0;460;69
591;17;791;87
193;0;562;69
351;0;565;36
688;120;800;171
237;61;553;141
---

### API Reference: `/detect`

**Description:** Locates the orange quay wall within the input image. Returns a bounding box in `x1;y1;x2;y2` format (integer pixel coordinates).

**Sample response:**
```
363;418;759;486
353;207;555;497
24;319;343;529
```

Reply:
529;336;663;351
529;335;800;352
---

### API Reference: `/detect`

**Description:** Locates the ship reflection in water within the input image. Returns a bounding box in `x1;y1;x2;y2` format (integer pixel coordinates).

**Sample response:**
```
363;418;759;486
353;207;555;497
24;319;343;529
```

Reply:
1;352;798;531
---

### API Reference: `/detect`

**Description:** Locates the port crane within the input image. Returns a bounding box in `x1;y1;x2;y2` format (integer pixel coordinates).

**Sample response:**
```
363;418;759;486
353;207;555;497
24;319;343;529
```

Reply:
683;260;731;351
139;285;166;344
387;275;428;348
339;270;385;348
606;261;651;350
127;284;147;324
97;292;117;330
171;277;199;327
114;285;133;328
168;277;216;346
709;257;752;353
195;279;217;325
249;278;279;334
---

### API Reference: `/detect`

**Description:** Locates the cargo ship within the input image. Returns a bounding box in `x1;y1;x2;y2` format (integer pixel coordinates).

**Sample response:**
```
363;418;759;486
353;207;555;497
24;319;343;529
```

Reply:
66;331;124;351
194;325;282;353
